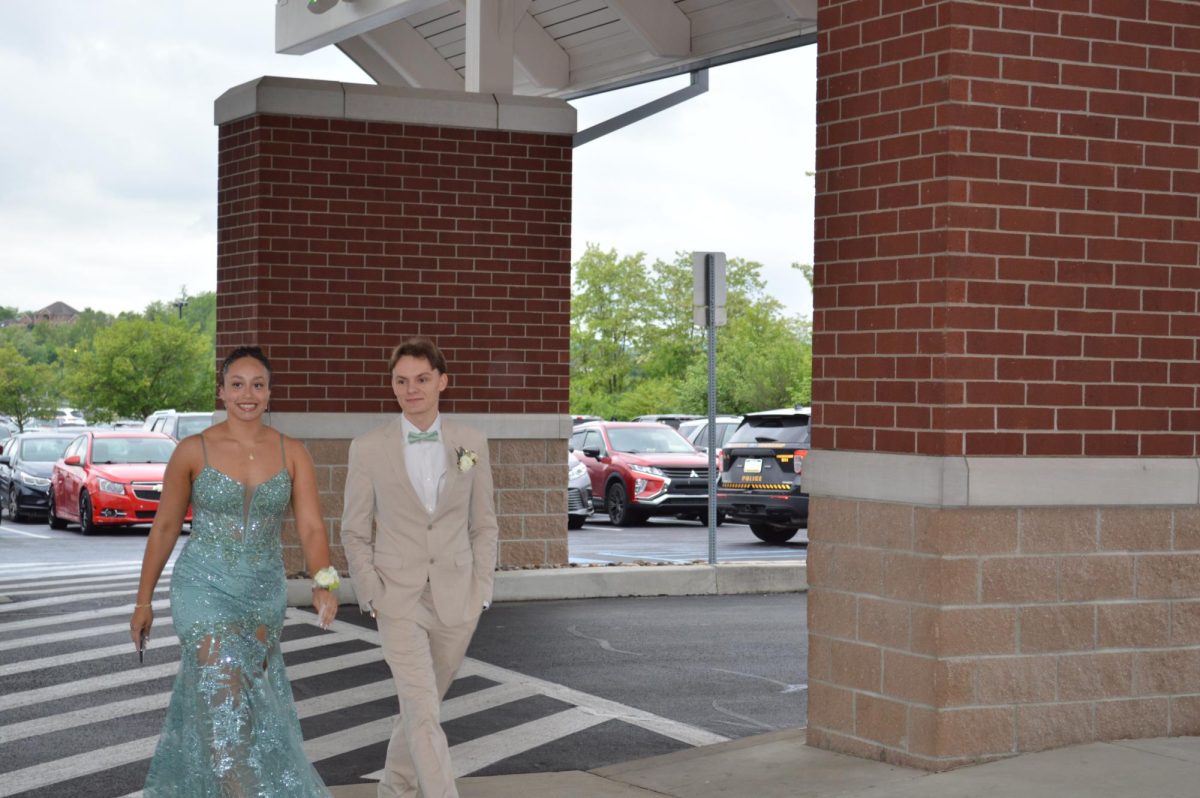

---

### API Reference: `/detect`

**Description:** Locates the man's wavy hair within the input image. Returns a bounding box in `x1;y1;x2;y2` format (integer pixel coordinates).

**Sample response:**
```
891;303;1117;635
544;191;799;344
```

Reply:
387;337;448;374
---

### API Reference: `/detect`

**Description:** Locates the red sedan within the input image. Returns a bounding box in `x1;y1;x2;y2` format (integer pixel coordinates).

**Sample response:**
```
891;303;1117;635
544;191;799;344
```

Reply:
49;430;191;535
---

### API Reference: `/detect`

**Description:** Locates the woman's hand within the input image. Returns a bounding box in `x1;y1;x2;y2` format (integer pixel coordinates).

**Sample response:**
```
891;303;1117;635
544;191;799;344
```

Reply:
313;589;337;629
130;605;154;652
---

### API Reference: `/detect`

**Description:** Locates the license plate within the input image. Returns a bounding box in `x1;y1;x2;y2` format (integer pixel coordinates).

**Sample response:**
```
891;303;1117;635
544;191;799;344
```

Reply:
742;458;762;475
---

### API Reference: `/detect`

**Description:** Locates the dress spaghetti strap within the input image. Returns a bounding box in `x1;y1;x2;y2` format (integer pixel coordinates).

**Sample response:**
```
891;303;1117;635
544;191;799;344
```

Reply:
198;432;209;466
278;432;287;471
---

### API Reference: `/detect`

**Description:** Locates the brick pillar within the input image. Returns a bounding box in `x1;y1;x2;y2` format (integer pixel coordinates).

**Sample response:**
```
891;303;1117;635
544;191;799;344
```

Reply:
214;77;575;576
807;0;1200;770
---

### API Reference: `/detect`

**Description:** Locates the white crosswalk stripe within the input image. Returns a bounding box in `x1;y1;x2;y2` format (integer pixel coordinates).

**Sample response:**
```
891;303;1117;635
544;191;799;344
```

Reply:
1;560;727;797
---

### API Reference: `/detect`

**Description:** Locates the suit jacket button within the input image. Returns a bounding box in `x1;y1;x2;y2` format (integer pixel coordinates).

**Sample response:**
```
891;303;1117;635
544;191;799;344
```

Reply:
429;557;435;564
427;524;433;530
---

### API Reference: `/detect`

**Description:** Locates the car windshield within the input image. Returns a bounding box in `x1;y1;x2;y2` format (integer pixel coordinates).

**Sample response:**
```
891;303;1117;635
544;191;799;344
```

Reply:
176;415;213;438
18;438;74;462
92;438;176;464
607;427;696;454
727;416;811;446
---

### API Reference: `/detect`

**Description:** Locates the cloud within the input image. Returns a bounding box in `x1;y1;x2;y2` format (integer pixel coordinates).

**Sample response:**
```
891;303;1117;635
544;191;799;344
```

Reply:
572;47;816;318
0;3;815;320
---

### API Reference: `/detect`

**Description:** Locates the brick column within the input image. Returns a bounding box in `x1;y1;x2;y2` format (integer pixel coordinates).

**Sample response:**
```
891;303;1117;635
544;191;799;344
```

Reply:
214;77;575;576
808;0;1200;770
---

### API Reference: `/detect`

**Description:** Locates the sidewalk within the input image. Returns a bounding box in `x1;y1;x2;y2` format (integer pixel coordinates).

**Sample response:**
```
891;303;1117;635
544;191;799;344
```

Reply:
331;728;1200;797
287;559;808;606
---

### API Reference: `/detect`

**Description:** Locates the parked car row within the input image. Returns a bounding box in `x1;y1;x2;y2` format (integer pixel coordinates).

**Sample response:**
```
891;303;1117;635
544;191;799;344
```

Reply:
0;408;214;534
568;406;811;544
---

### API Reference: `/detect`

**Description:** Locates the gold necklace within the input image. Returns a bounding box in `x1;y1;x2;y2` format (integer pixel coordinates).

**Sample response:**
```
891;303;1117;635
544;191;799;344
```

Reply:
234;436;257;461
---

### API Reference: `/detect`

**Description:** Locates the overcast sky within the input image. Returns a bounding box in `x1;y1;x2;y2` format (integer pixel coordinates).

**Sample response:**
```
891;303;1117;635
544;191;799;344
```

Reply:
0;2;815;319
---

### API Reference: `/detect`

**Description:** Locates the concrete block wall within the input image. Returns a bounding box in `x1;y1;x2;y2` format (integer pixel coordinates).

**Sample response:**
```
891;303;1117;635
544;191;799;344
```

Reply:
807;498;1200;769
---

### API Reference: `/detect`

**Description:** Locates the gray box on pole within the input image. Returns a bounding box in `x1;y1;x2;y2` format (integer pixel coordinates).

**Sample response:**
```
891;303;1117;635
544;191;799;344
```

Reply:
692;251;727;327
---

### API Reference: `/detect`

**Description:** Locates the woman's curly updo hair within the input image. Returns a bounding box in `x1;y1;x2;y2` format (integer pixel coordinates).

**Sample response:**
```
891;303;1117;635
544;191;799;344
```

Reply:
220;346;273;386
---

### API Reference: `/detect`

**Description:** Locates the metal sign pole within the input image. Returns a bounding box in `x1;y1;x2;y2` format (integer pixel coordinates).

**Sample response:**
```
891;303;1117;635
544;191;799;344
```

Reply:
706;253;717;566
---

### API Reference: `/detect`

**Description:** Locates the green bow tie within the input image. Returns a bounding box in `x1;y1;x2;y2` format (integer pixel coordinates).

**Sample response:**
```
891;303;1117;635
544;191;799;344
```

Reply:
407;430;439;443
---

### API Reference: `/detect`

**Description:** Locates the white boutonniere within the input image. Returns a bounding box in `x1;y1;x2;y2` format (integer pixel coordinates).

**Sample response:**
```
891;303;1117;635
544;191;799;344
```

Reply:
455;446;479;472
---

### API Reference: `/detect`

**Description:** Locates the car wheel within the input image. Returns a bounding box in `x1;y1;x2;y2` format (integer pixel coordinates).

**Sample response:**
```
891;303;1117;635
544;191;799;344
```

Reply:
8;487;24;523
79;491;99;536
48;491;67;530
750;523;799;544
605;482;645;526
567;514;587;530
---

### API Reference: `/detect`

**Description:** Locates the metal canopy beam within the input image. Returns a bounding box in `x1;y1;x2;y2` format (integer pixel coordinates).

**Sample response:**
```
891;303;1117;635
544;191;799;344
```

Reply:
573;69;708;148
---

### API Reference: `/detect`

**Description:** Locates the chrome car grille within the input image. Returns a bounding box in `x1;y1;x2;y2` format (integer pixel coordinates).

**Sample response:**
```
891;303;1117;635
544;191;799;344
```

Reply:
661;467;709;480
567;487;590;511
660;467;709;495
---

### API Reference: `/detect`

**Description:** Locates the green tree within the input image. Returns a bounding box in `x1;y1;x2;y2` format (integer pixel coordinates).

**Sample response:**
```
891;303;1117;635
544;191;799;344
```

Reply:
143;288;217;337
569;247;813;417
0;346;58;430
569;246;659;417
62;318;215;422
661;254;811;414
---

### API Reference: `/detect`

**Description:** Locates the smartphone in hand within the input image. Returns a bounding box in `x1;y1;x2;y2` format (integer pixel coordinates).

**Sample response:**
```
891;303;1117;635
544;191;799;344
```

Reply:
138;631;147;664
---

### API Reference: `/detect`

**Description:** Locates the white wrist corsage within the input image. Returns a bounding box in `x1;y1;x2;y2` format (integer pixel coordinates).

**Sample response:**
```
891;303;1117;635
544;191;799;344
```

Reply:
312;566;340;592
455;446;480;472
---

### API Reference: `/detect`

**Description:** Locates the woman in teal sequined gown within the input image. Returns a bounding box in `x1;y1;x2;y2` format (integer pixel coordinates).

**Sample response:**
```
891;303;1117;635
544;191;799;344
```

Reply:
131;348;338;797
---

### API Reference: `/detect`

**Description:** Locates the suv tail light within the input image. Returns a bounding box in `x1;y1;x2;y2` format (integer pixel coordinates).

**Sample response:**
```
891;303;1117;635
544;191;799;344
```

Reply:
792;449;807;474
715;448;724;472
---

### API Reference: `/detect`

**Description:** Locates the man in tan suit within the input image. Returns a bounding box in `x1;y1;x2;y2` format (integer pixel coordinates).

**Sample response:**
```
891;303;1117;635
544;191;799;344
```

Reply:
341;337;498;798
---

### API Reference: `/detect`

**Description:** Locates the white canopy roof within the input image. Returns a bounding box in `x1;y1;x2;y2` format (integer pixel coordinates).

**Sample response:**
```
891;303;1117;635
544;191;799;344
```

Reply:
277;0;817;98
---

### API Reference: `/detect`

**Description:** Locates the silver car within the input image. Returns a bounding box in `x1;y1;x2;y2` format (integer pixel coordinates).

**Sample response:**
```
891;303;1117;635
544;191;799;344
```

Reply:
567;449;594;529
678;415;743;454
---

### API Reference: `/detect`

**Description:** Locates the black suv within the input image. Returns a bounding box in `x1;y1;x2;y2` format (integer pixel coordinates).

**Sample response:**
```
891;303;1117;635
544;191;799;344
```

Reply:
0;431;78;522
717;407;810;544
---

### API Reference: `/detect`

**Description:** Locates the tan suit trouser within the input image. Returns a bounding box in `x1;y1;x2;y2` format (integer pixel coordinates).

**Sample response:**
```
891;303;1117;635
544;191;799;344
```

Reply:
376;585;479;798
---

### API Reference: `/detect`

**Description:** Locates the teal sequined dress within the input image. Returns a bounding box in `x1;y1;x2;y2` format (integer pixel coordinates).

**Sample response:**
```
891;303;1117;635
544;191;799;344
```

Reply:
144;433;331;797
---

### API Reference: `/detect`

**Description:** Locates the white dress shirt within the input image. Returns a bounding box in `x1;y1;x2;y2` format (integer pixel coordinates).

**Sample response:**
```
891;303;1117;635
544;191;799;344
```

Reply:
401;415;446;514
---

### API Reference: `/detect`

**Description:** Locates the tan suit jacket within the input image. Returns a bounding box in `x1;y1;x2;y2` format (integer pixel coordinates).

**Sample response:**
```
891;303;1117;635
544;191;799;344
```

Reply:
341;417;498;626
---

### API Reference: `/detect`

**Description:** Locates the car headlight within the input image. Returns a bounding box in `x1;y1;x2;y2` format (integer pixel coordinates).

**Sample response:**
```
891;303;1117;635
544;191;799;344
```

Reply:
631;466;665;479
98;478;126;495
18;472;50;488
568;461;587;480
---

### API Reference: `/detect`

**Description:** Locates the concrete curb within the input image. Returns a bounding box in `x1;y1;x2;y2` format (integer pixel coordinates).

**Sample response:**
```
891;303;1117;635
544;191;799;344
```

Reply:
286;560;807;607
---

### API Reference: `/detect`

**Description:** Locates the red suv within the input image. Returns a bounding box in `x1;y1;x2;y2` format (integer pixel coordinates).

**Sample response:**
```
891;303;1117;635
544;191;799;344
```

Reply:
569;421;711;526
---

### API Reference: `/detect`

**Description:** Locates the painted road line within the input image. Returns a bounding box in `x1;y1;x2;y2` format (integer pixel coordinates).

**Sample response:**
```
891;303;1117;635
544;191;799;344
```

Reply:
0;586;168;614
465;659;728;748
0;617;315;679
0;636;382;712
0;673;399;747
308;681;542;772
0;599;171;634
